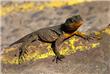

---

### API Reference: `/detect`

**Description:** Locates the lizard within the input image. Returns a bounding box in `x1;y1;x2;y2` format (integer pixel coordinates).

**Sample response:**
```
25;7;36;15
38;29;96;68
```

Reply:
9;15;92;63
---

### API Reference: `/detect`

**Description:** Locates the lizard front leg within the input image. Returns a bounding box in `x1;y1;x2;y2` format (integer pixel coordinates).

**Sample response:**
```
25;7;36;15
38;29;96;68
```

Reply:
51;34;70;63
74;31;94;40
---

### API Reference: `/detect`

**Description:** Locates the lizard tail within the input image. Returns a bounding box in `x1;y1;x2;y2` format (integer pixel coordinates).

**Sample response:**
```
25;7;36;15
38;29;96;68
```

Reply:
9;34;31;47
9;39;24;47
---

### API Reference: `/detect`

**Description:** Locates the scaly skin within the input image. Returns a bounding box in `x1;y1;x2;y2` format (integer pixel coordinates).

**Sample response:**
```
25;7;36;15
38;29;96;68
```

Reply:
10;15;91;63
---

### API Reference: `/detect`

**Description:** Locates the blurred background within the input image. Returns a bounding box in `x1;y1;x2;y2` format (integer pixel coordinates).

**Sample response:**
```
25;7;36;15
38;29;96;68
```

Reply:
0;0;110;74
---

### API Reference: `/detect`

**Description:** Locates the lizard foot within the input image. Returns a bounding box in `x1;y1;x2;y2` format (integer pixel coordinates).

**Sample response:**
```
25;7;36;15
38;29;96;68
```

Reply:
18;48;28;64
84;33;101;41
89;33;101;40
52;55;65;63
83;35;95;41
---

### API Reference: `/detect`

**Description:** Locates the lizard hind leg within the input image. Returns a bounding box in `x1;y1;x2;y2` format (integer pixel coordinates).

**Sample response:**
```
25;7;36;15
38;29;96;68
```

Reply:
18;34;38;64
18;42;30;64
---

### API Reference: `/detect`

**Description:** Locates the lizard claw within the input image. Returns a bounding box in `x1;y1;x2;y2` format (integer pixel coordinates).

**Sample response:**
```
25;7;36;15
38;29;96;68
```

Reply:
83;35;95;41
89;33;101;40
84;33;101;41
18;48;28;64
52;55;65;63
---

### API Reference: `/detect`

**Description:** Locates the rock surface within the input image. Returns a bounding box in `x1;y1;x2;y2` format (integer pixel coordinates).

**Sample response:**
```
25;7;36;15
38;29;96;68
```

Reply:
1;1;110;74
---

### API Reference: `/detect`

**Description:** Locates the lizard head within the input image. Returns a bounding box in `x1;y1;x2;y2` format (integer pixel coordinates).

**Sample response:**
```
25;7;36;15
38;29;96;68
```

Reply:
61;15;83;33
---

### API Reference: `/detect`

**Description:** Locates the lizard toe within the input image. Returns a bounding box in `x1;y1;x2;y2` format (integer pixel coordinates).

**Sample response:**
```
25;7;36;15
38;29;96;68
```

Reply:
52;55;65;63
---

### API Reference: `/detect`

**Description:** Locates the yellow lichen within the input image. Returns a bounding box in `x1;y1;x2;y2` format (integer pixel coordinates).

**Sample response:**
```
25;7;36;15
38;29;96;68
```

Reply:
103;28;110;35
0;0;92;16
91;43;100;48
2;28;104;64
2;37;100;64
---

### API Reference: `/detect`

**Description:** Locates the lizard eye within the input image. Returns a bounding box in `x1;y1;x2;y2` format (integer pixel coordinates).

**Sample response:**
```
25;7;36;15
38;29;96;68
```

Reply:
66;18;73;23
